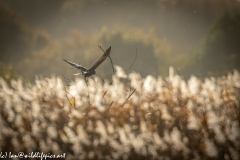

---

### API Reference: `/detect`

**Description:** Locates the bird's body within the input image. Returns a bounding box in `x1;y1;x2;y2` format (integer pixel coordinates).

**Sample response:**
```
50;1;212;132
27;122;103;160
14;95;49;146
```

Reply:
63;46;111;78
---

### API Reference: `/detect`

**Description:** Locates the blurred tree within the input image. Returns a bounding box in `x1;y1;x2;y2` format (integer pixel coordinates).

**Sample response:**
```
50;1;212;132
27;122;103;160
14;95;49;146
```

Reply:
0;4;31;63
192;11;240;77
0;62;19;82
0;4;52;80
98;28;170;78
1;0;240;80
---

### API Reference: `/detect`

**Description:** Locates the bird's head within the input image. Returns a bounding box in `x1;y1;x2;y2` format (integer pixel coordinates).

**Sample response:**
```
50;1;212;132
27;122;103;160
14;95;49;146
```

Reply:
84;70;96;78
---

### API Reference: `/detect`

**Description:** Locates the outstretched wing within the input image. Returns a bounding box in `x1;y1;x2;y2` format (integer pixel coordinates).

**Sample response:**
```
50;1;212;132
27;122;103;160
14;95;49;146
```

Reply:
62;59;88;72
89;46;111;71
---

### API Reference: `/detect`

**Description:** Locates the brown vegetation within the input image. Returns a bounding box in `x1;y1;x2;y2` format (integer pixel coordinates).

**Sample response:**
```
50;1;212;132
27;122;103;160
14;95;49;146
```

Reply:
0;67;239;159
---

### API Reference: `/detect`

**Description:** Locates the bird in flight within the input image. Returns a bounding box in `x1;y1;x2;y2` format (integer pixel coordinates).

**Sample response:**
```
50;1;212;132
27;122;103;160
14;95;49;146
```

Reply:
63;46;111;80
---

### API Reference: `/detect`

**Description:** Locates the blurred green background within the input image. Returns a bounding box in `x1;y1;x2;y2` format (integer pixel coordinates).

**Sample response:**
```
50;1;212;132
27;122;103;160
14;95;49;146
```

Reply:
0;0;240;82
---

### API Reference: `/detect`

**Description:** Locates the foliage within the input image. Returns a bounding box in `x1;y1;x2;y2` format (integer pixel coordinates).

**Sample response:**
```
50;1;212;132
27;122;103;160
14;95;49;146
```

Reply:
1;0;240;81
0;62;19;82
193;11;240;77
0;67;239;160
0;4;31;63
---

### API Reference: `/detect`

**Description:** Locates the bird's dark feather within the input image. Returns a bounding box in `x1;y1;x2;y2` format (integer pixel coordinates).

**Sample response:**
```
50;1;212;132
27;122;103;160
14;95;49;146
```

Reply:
62;46;111;78
89;46;111;71
62;59;88;72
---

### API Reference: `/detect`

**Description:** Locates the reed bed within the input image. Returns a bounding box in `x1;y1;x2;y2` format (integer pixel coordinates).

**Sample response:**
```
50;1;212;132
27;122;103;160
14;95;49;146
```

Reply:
0;67;239;160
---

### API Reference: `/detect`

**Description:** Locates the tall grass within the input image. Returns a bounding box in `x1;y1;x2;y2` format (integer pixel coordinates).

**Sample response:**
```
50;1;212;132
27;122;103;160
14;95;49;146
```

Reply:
0;67;239;160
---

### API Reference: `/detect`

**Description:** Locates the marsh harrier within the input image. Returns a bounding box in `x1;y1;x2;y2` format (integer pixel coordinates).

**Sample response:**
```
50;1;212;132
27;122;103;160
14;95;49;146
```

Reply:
63;46;111;78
